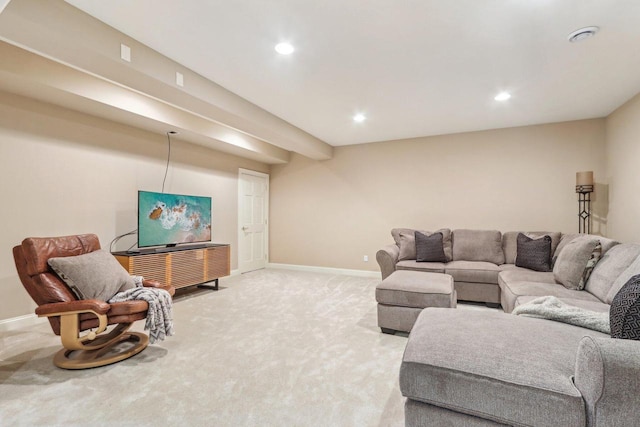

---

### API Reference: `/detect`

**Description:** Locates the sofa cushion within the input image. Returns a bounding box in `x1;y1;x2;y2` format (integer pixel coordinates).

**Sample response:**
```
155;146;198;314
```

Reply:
401;309;605;427
514;296;610;313
498;267;557;285
415;231;447;263
503;231;561;265
393;228;452;261
610;274;640;340
515;233;552;272
607;256;640;303
500;280;602;313
444;261;500;284
553;233;618;268
396;260;445;274
452;229;504;264
553;237;600;290
589;244;640;303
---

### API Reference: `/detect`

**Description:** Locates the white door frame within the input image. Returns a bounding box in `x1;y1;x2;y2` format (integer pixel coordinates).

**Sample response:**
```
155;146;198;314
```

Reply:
238;168;269;273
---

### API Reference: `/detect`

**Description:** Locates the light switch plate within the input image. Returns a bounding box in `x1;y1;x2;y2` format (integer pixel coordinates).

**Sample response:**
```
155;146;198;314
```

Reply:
120;43;131;62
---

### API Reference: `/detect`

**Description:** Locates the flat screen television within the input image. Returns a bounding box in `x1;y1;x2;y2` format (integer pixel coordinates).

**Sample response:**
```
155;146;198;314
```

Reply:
138;190;212;249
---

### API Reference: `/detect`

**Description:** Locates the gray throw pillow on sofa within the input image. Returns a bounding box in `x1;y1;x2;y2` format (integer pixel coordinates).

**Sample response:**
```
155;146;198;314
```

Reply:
553;237;601;290
415;231;447;263
515;233;552;272
610;274;640;340
48;249;136;301
394;228;452;261
397;232;419;261
503;231;561;265
452;229;504;265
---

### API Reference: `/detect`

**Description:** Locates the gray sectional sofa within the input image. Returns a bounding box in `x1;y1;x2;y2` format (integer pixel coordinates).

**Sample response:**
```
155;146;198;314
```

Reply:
376;228;640;426
376;228;628;312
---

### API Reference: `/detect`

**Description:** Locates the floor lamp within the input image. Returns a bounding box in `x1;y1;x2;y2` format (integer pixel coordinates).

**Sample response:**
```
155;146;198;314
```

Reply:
576;171;594;234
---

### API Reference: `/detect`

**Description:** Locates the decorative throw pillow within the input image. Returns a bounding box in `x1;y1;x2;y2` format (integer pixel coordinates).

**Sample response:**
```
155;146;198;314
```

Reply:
610;274;640;340
553;237;599;290
48;249;136;301
551;234;579;268
396;228;452;261
397;232;418;261
515;233;552;272
438;228;453;262
578;242;602;290
415;231;447;263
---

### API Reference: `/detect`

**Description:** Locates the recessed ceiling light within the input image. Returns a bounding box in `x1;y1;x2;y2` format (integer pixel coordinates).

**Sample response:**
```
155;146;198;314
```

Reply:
568;26;599;43
353;113;366;123
494;92;511;101
275;42;295;55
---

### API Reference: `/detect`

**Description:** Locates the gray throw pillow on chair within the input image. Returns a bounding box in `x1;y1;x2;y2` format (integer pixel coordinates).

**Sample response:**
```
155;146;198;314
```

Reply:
48;249;136;301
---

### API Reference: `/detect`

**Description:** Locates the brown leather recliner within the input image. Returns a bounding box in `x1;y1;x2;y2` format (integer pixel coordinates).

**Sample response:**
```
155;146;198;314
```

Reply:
13;234;175;370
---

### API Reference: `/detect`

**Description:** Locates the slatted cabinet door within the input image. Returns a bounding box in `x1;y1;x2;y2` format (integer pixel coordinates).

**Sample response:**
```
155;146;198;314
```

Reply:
206;245;230;280
114;245;230;290
128;253;168;284
169;249;206;288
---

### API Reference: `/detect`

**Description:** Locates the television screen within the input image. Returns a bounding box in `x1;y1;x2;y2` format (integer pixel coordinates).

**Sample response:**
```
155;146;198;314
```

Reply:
138;190;212;248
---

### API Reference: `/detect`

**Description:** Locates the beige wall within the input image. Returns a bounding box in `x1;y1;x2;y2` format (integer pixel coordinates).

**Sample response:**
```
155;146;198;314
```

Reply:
270;119;607;271
0;91;268;321
605;92;640;242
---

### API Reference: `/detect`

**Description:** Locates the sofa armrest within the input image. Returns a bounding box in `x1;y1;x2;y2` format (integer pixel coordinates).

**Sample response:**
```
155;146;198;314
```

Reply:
574;336;640;427
376;244;399;280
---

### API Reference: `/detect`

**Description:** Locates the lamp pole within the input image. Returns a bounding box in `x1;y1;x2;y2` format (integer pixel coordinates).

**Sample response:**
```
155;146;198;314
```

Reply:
576;171;594;234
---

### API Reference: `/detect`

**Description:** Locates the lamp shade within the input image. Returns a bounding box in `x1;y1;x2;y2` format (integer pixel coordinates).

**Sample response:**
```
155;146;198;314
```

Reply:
576;171;594;186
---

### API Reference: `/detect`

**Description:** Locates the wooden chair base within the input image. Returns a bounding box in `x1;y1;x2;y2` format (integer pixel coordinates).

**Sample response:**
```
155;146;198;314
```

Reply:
53;332;149;370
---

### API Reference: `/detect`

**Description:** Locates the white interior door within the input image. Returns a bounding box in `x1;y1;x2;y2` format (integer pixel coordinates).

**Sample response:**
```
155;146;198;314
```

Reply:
238;169;269;273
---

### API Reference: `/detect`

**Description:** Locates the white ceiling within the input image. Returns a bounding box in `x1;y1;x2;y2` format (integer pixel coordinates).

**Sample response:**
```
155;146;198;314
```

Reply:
66;0;640;147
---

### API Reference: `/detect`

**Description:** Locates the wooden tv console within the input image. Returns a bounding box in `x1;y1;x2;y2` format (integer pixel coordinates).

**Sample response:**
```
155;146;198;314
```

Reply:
113;244;230;290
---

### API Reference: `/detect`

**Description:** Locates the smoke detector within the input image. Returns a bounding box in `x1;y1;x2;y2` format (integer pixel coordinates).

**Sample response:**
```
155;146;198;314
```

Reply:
568;26;599;43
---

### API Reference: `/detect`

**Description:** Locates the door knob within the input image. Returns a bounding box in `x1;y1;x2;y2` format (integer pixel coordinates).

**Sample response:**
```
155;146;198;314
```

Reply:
242;226;248;231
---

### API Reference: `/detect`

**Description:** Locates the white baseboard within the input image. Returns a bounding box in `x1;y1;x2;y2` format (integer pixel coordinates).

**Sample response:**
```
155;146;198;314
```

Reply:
267;263;380;279
0;313;44;333
229;269;240;277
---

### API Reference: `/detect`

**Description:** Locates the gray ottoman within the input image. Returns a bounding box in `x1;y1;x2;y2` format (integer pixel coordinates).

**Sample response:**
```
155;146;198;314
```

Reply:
376;270;456;334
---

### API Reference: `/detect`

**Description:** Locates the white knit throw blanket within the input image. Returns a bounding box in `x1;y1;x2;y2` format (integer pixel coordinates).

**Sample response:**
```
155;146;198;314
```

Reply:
109;278;174;343
512;296;610;334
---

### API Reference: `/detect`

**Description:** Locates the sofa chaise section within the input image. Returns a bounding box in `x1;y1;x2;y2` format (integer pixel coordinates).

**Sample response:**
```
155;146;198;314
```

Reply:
400;308;640;427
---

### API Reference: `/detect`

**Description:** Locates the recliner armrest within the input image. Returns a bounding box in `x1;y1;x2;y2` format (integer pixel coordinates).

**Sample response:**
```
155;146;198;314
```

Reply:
142;279;175;296
35;300;110;317
574;336;640;427
376;244;399;280
142;278;162;288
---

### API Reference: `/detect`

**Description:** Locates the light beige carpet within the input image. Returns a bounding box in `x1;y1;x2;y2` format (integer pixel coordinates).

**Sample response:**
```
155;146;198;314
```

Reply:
0;268;497;426
0;269;408;426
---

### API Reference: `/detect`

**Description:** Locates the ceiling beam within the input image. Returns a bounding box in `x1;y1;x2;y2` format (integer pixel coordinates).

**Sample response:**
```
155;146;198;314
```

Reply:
0;0;333;161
